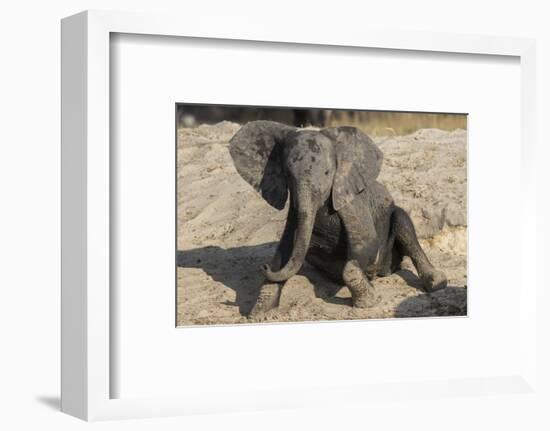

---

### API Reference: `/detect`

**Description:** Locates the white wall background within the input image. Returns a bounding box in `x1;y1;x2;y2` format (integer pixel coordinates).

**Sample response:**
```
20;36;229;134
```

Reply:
0;0;548;430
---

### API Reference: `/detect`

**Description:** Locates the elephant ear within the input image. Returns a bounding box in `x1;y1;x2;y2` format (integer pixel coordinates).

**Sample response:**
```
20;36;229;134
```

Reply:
321;126;383;211
229;121;296;210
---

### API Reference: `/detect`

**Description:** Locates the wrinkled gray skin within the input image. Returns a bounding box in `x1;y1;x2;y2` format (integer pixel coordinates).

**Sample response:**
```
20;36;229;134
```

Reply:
229;121;447;316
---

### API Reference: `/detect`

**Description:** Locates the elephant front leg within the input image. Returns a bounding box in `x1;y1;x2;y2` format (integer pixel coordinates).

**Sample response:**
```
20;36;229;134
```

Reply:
342;260;380;308
249;205;296;318
337;202;380;277
248;282;282;318
248;257;286;318
337;204;381;308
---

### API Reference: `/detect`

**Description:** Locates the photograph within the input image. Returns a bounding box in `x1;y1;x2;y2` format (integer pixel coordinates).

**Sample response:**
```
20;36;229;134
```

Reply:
176;104;467;325
7;0;543;426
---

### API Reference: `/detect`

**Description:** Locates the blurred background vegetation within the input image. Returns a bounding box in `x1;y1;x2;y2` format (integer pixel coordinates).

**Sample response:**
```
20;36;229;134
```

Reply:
177;104;466;137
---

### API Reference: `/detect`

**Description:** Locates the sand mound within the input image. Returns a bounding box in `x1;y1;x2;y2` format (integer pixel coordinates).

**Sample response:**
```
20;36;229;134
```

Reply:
177;122;467;325
377;128;467;238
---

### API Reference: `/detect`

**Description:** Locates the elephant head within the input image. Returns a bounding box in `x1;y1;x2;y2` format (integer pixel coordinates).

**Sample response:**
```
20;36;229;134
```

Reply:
229;120;383;282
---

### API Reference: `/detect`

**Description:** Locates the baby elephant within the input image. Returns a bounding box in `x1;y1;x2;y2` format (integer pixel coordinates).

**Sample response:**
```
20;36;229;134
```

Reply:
229;121;447;316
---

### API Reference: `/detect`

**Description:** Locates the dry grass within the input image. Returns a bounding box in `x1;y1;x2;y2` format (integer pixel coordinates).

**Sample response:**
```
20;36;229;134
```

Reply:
327;111;467;137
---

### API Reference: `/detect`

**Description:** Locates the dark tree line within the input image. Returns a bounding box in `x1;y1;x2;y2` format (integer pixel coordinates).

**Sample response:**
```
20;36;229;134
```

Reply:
177;105;328;128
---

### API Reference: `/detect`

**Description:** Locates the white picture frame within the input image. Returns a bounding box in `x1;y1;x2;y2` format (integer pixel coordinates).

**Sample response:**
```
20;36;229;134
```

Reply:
61;9;538;421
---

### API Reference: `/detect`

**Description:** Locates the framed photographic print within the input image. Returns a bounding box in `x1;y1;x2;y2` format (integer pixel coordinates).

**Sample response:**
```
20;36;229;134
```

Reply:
61;10;538;421
176;104;467;325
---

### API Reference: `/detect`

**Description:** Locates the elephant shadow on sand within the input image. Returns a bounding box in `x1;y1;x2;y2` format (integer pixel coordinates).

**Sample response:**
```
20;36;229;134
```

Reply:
177;242;344;316
176;243;462;317
392;277;467;318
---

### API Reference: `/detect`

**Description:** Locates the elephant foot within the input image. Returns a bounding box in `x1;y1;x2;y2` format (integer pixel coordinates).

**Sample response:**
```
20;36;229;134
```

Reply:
351;287;381;308
248;283;281;318
343;260;380;308
365;264;378;281
420;269;447;293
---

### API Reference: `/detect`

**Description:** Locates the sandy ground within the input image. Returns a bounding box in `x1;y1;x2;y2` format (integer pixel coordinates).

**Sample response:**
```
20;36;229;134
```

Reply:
176;122;467;325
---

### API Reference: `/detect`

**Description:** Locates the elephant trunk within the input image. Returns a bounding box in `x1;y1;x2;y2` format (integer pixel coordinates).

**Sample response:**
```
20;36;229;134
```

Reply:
262;190;315;283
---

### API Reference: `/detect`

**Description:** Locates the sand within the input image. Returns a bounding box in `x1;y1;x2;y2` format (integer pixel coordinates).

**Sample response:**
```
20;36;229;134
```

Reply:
176;122;467;325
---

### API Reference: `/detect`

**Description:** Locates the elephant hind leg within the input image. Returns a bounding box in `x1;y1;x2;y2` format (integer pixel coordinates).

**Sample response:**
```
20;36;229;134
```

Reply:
390;245;404;273
376;222;404;277
392;206;447;291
